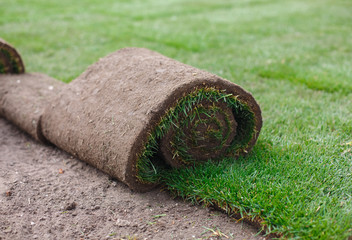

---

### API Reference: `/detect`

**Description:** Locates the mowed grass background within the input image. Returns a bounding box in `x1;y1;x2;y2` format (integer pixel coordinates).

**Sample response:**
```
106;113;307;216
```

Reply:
1;0;351;239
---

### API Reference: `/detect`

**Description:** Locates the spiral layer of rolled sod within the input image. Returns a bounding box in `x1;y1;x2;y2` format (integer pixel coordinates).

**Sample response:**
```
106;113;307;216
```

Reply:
0;38;25;74
138;88;256;183
41;48;262;192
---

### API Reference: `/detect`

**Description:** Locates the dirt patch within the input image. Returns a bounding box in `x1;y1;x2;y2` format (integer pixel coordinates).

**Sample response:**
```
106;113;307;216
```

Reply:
0;118;265;240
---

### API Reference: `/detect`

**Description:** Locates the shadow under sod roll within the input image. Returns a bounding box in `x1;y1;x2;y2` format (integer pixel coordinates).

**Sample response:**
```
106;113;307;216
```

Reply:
0;40;262;192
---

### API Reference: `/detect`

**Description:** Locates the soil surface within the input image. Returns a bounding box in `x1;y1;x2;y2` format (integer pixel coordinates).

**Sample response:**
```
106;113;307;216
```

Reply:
0;118;265;240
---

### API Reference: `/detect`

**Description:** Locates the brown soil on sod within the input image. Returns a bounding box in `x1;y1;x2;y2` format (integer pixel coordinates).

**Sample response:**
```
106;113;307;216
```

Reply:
0;118;265;240
0;73;64;142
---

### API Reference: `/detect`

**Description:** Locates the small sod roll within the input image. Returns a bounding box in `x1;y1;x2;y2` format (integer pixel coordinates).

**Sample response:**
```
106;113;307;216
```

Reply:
0;38;25;74
41;48;262;192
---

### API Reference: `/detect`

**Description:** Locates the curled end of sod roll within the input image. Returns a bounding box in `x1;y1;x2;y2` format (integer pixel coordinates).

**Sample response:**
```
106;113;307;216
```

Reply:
136;83;262;187
0;38;25;74
41;48;262;192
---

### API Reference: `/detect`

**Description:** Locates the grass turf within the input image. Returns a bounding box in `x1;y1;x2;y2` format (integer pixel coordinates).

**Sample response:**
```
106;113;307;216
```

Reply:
1;0;351;239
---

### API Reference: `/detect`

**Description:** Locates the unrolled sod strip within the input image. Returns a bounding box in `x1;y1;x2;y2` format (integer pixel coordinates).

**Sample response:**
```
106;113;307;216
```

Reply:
0;73;64;142
0;40;262;192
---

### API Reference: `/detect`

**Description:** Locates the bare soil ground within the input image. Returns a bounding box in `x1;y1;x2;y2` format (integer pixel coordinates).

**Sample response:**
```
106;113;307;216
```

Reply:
0;118;264;240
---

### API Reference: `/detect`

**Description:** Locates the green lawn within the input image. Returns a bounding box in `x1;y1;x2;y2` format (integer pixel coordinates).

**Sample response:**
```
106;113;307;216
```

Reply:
1;0;351;239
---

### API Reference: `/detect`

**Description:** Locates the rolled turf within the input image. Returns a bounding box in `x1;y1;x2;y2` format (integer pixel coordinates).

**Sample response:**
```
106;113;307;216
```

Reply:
0;38;25;74
0;40;262;192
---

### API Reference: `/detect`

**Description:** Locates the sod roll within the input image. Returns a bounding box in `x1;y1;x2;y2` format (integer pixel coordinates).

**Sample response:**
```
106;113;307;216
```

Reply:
0;40;262;192
0;38;25;74
41;48;262;191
